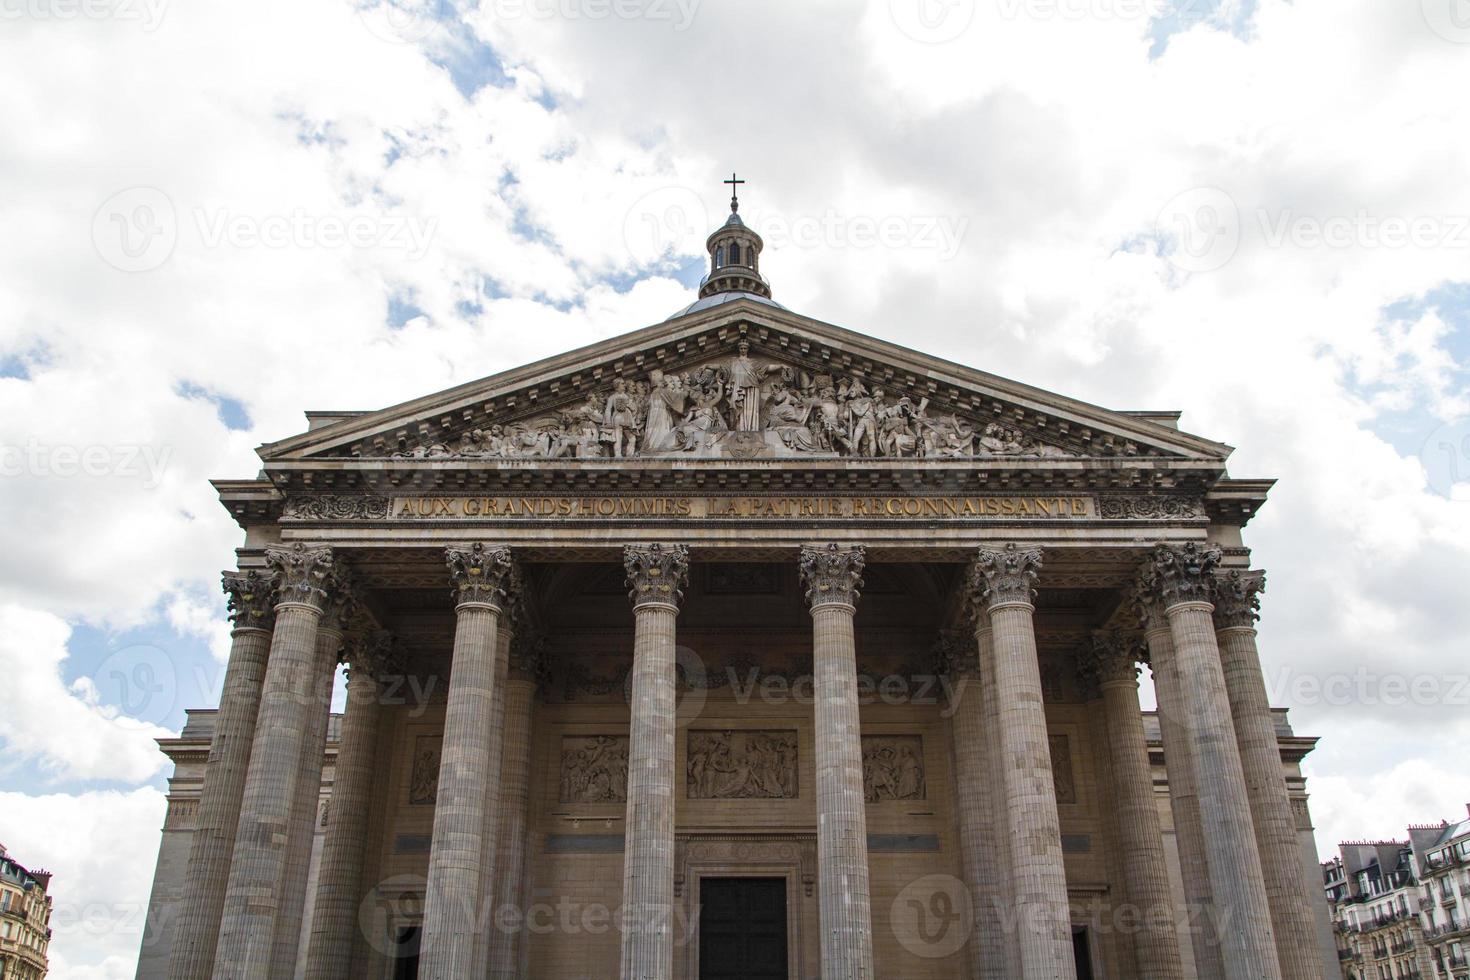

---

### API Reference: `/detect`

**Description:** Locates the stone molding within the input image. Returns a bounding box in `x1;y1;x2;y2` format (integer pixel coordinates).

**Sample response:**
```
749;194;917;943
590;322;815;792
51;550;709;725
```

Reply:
222;569;279;631
282;494;391;521
445;543;516;608
1097;494;1207;521
968;542;1043;609
623;543;690;608
265;543;344;612
1214;568;1266;630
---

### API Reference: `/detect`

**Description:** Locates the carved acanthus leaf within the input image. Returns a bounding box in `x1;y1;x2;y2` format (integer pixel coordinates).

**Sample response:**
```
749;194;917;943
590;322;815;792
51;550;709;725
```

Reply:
969;543;1043;609
445;543;516;608
624;543;690;608
799;543;865;609
265;544;344;612
1150;542;1222;606
1077;630;1144;695
1213;568;1265;629
222;569;279;630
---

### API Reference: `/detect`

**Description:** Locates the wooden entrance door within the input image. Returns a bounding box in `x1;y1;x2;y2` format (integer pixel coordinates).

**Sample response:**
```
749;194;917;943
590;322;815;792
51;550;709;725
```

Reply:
698;877;788;980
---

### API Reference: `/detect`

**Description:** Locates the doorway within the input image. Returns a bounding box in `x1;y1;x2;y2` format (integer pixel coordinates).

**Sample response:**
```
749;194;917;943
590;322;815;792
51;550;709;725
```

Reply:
698;877;788;980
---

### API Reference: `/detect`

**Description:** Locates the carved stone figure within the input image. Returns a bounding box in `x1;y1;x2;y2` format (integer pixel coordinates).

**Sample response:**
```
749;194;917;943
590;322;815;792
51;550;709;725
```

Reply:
408;736;441;805
642;369;687;452
602;379;641;458
687;730;798;800
675;378;727;452
861;736;926;803
728;340;778;431
1049;734;1077;805
559;735;629;804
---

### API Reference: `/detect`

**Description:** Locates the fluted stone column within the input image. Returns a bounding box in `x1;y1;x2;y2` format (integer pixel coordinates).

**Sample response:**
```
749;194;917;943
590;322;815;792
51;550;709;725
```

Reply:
489;635;540;980
1214;570;1324;980
968;544;1076;980
619;544;689;980
976;624;1026;979
418;544;516;980
1081;632;1184;980
1140;592;1224;980
471;585;520;976
167;570;278;980
1150;545;1282;980
944;629;1009;980
799;544;875;979
213;544;345;980
271;588;354;980
303;632;392;980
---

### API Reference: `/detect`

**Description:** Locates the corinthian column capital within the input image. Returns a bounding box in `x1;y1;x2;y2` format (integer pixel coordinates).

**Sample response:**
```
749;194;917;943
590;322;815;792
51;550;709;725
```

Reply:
345;630;400;681
1213;568;1266;630
265;543;344;612
1149;542;1222;607
222;569;279;632
799;543;865;609
1079;629;1144;692
624;543;690;609
446;543;516;609
968;543;1043;610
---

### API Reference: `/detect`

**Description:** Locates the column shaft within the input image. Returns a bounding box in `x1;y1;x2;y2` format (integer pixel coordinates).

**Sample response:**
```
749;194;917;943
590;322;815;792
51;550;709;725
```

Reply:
488;675;537;980
989;599;1076;980
620;601;679;980
270;627;340;979
1149;626;1225;980
1099;675;1185;979
1217;624;1324;980
978;630;1025;979
303;665;383;980
418;600;502;979
812;600;875;978
167;622;272;980
1166;601;1282;980
950;628;1008;980
471;625;513;975
213;601;328;980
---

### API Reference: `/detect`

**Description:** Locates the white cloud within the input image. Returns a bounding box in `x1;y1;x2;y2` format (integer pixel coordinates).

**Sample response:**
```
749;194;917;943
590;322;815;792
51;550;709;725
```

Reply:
0;788;167;980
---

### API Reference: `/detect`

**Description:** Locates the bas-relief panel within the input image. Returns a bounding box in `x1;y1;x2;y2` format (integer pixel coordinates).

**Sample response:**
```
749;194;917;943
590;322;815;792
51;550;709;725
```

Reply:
408;735;441;805
559;735;629;804
686;730;798;800
381;345;1082;463
861;735;926;804
1050;734;1077;805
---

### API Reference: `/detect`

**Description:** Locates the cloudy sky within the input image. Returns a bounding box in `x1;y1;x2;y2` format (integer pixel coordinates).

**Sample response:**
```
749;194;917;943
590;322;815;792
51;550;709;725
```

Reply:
3;0;1470;975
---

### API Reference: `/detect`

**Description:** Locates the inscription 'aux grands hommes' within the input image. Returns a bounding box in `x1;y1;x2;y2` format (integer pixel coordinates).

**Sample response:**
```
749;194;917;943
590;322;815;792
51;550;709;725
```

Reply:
392;494;1097;519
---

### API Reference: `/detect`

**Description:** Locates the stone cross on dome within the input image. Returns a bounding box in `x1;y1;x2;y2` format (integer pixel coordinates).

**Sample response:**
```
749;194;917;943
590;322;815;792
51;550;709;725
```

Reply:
724;171;745;213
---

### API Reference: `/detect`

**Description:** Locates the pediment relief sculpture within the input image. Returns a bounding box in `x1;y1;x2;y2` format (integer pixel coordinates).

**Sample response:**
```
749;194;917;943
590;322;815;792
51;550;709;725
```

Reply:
382;342;1080;462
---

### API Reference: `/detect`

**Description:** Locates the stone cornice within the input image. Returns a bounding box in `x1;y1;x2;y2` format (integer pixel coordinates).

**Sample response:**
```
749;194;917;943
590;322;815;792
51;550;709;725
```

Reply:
799;543;866;609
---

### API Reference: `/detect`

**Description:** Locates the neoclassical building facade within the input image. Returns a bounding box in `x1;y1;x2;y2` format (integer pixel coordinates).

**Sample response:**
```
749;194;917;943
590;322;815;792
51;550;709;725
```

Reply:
137;201;1338;980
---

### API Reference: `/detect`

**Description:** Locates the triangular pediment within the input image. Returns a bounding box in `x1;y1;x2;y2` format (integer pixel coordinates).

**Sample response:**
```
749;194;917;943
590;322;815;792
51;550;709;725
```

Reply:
259;300;1231;466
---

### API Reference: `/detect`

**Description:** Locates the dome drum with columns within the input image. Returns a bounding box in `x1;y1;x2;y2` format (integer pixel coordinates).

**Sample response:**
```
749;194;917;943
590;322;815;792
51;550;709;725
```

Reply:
135;180;1337;980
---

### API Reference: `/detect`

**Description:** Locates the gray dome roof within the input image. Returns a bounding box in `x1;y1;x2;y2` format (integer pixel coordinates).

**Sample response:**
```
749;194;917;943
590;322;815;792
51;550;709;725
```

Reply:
666;290;787;320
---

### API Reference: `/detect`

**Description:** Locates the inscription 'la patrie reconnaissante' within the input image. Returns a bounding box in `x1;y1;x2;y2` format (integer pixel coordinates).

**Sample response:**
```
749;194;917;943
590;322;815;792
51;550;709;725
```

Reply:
390;494;1098;520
